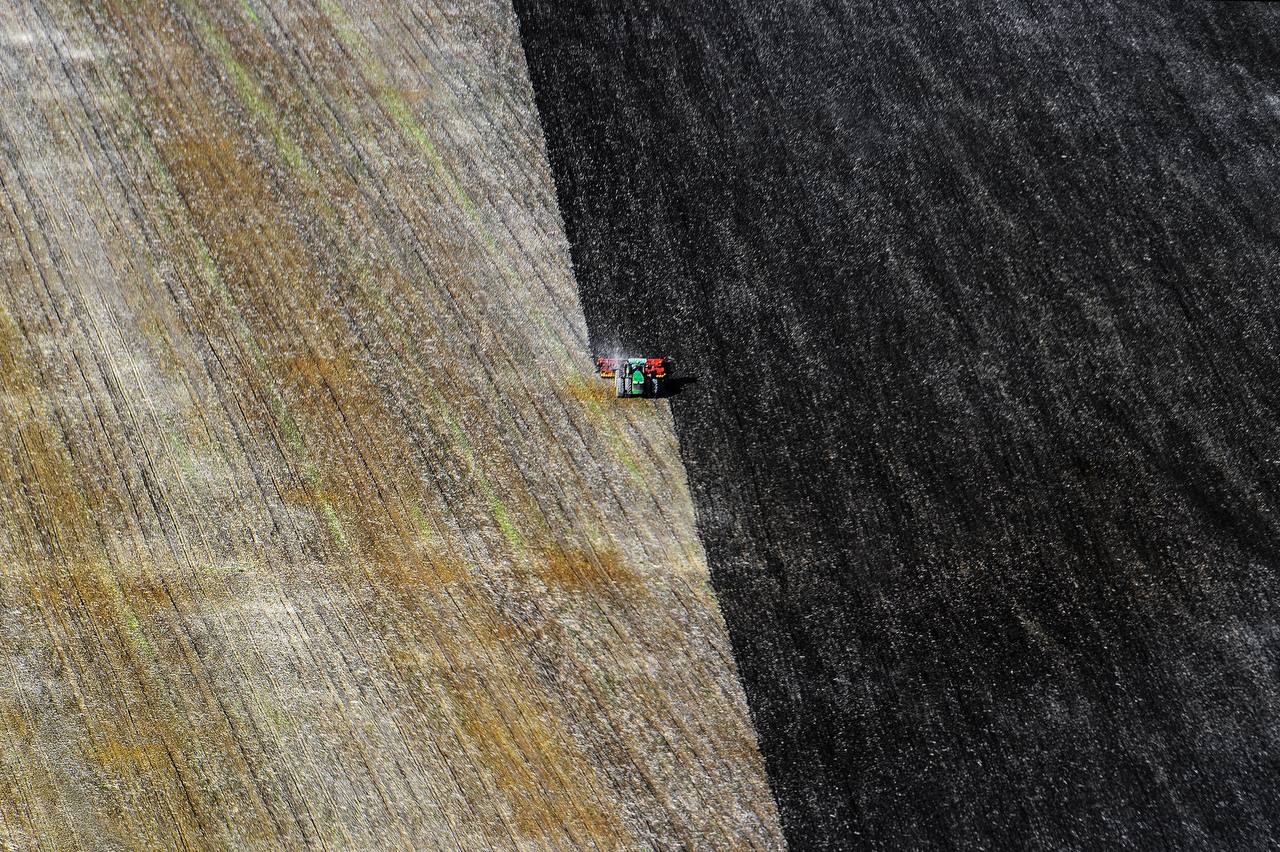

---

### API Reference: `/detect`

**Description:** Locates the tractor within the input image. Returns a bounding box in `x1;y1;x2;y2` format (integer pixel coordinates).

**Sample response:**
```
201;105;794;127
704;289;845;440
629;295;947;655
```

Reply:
595;356;667;398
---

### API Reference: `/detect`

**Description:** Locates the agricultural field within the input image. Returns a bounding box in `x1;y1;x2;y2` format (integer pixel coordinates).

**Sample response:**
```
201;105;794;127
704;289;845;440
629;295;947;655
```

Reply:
0;0;780;846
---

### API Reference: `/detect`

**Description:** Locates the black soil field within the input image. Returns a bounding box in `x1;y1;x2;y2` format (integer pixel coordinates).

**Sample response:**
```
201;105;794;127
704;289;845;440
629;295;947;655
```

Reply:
514;1;1280;848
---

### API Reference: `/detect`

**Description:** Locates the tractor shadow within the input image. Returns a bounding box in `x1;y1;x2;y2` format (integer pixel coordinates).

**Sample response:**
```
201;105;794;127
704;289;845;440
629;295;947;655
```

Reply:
657;376;698;398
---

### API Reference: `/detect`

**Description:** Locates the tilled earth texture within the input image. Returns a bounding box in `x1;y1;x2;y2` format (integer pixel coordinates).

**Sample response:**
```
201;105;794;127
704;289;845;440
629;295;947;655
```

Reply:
0;0;781;847
514;1;1280;850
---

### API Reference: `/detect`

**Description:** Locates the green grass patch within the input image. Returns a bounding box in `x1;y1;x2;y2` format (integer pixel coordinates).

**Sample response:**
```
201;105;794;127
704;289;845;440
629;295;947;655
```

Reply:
489;495;525;554
240;0;262;27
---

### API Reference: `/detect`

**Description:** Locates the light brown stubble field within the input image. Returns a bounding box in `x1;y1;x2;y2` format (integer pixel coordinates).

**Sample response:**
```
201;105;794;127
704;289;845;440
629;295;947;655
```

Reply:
0;0;782;846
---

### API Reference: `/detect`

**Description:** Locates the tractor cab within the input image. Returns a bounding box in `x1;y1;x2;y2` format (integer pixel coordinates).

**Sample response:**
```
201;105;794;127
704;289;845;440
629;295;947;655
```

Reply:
595;356;667;398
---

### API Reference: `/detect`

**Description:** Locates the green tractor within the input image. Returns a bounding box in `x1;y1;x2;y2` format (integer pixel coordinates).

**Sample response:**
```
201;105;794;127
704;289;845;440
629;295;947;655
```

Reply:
595;357;667;398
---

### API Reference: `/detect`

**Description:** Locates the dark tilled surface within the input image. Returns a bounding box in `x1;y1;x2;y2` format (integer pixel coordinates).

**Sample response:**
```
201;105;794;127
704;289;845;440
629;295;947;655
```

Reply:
514;1;1280;848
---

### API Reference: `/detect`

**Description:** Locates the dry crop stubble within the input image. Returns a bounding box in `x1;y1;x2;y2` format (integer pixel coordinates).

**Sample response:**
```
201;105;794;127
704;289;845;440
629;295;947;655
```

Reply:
0;0;782;846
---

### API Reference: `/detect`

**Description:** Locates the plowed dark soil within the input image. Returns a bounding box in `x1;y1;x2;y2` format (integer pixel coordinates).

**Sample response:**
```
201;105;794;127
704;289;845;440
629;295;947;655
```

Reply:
514;1;1280;848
